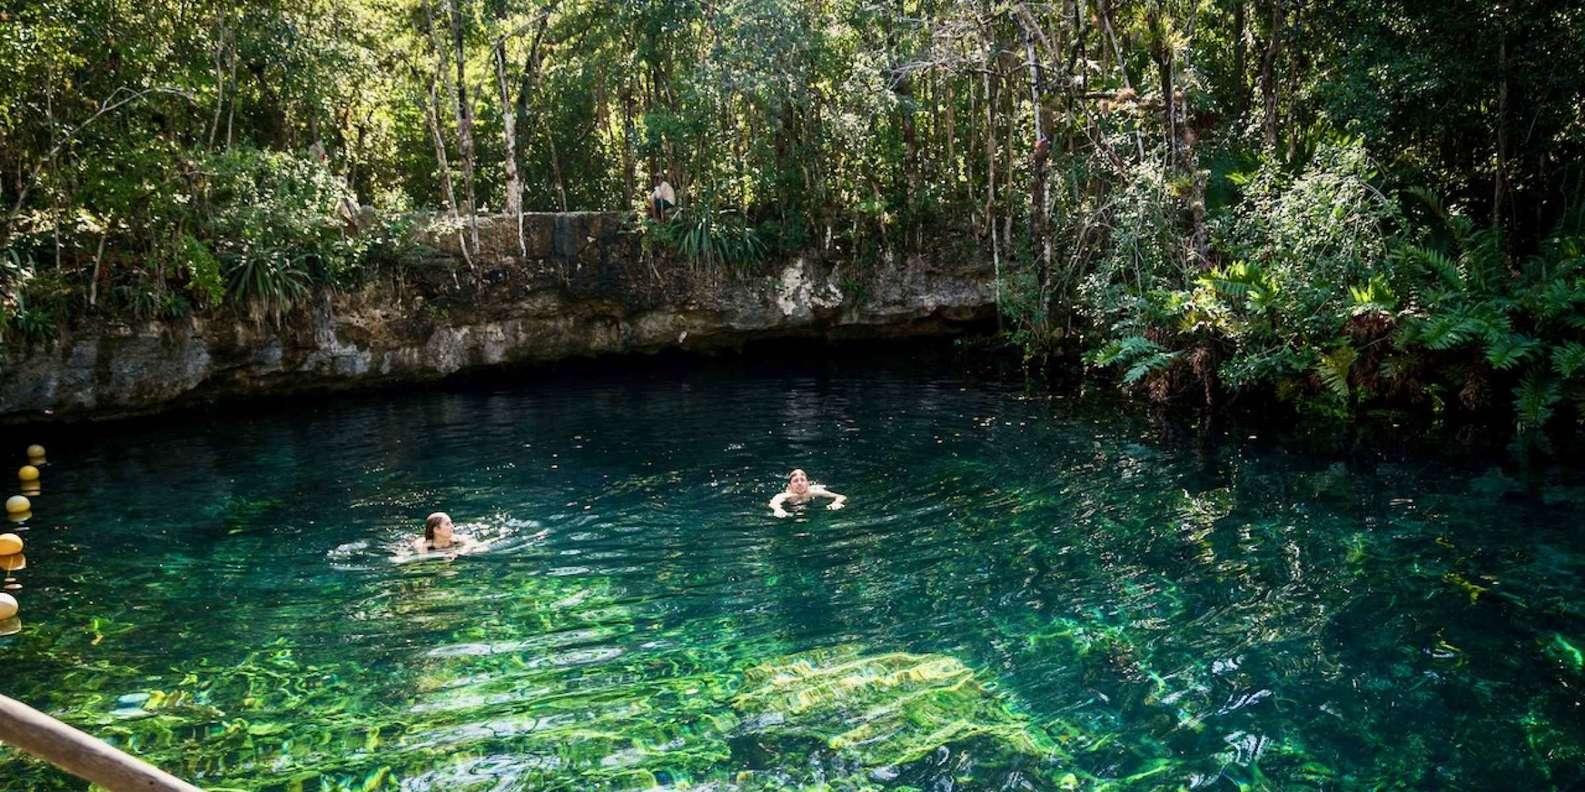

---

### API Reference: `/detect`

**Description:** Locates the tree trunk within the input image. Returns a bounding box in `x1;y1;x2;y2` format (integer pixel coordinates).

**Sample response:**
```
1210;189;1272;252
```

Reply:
1021;25;1051;291
1003;60;1015;254
208;17;228;149
1234;1;1248;118
494;39;525;256
1493;27;1509;232
542;114;568;211
1093;0;1146;161
420;78;471;270
621;83;637;210
981;30;997;233
1259;0;1283;153
1150;21;1175;173
438;0;480;258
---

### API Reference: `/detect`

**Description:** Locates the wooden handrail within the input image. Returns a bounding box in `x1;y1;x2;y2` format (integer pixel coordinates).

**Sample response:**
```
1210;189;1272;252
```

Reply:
0;694;202;791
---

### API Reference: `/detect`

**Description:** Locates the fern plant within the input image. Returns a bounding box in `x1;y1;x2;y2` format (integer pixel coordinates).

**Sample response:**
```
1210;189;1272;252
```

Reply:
1315;344;1358;400
1395;191;1585;428
1088;335;1179;385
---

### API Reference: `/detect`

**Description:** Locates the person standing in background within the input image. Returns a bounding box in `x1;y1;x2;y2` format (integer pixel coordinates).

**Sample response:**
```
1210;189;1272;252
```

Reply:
650;174;676;221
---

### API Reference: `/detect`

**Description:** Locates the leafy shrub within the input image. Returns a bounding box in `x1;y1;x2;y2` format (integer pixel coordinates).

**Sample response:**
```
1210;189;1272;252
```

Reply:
195;148;360;321
179;234;226;307
1082;140;1398;405
1080;139;1585;430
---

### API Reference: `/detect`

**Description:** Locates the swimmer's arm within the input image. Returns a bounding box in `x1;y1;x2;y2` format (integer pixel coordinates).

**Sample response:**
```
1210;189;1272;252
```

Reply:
810;485;847;510
769;492;791;518
412;536;429;554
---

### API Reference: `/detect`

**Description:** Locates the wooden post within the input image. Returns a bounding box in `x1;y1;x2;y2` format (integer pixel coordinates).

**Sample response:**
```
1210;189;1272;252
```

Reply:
0;694;202;791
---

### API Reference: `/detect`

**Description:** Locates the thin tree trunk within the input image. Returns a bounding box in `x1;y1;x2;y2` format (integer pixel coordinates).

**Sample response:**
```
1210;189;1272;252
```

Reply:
542;114;568;211
494;39;525;256
432;0;479;258
87;231;107;309
621;83;637;209
225;41;237;148
1021;24;1051;291
1094;0;1147;161
1233;1;1248;118
1493;28;1509;233
945;77;956;198
208;18;228;149
449;0;480;257
1259;0;1283;153
981;34;997;233
420;79;471;270
1003;59;1015;258
1150;16;1175;173
511;8;555;210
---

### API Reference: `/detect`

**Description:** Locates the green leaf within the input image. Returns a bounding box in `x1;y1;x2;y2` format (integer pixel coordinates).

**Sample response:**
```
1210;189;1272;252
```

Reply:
1348;273;1397;314
1553;342;1585;379
1396;243;1462;288
1315;344;1357;400
1088;336;1161;367
1484;333;1540;370
1513;370;1561;430
1122;351;1179;384
1414;313;1476;351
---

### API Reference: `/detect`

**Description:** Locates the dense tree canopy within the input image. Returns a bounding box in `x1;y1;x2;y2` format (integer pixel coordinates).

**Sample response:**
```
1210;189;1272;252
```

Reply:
3;0;1584;424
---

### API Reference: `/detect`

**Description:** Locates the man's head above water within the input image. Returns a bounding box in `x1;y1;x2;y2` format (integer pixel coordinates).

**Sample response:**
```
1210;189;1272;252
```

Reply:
786;468;810;495
770;469;845;517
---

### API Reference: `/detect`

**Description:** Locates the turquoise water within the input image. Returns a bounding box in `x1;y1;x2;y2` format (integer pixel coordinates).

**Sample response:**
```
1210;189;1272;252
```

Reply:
2;352;1584;790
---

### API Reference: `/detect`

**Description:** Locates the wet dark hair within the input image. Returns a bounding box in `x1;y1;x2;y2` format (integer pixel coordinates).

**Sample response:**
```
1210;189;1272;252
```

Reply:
424;512;450;542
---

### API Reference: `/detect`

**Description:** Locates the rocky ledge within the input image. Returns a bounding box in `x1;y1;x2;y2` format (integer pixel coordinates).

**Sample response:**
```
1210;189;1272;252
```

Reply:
0;212;996;423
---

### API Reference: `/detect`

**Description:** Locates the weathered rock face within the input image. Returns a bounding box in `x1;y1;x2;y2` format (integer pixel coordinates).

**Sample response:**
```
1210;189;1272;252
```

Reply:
0;212;995;423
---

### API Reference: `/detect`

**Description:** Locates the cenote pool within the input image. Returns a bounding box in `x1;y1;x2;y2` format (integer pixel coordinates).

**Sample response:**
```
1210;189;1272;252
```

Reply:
2;350;1584;790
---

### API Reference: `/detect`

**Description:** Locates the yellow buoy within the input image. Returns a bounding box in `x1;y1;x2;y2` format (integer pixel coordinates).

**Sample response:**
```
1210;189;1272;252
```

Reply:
0;533;20;555
18;465;38;482
4;495;28;515
0;593;17;620
5;511;29;524
20;482;39;497
0;554;25;572
0;616;18;636
25;445;44;460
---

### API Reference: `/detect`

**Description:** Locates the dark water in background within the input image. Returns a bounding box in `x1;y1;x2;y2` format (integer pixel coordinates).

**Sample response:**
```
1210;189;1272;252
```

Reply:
1;344;1583;790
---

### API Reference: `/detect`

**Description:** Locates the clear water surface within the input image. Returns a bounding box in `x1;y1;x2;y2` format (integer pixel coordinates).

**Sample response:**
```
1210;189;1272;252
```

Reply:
2;350;1583;790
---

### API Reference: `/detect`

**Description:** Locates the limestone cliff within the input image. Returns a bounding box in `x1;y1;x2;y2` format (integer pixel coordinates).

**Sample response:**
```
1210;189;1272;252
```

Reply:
0;212;995;422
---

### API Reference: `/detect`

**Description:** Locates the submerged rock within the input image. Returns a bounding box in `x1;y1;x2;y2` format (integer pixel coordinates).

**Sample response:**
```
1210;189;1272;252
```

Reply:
733;645;1065;770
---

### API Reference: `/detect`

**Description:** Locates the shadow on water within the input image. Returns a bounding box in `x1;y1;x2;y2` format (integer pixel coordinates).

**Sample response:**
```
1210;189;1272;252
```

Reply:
2;337;1583;790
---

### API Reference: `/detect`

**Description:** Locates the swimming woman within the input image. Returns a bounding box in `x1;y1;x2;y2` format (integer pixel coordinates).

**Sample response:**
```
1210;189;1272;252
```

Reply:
769;469;847;518
412;512;481;556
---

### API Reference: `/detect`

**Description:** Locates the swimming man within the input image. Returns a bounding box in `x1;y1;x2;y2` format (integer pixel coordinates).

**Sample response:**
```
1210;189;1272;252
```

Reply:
769;469;847;518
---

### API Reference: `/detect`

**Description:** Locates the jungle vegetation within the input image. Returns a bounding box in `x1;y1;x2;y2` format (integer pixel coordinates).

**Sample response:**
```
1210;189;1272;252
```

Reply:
2;0;1584;427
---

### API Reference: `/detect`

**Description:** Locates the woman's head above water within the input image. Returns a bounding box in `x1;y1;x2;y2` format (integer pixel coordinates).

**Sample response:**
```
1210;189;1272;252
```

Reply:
424;512;454;545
